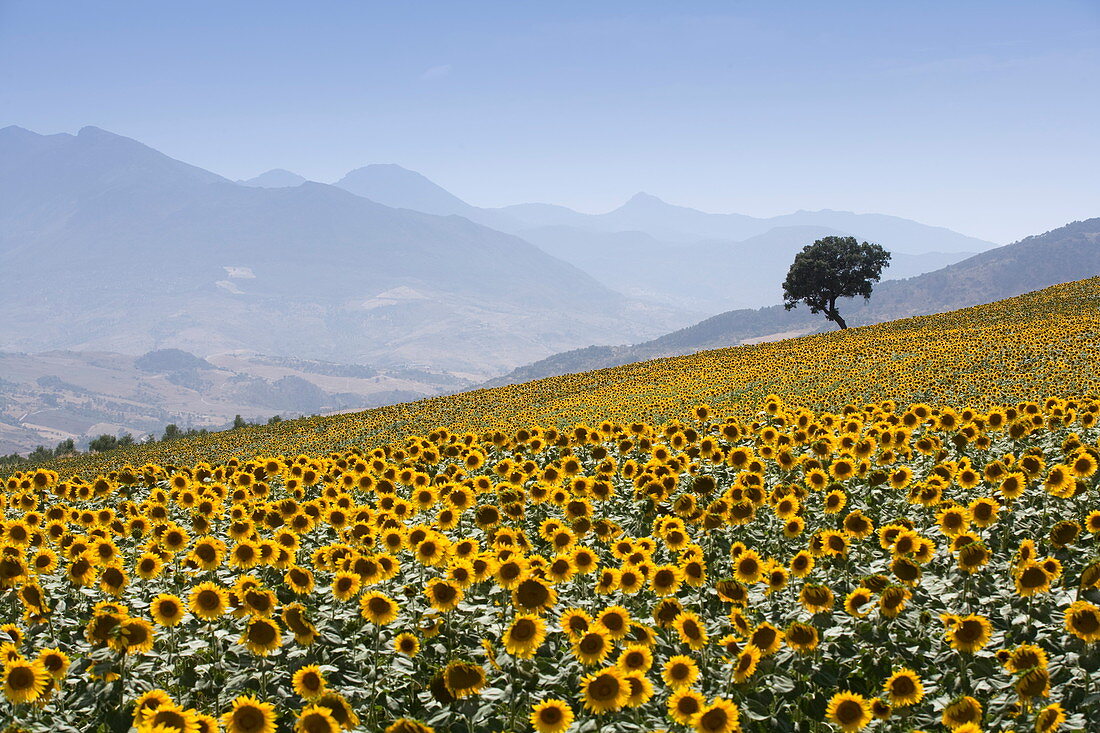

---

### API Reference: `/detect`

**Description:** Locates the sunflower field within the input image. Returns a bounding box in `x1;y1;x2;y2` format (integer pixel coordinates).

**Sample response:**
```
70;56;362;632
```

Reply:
2;281;1100;732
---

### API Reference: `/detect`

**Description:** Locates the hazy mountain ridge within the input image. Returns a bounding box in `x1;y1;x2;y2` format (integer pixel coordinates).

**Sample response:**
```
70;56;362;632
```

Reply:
484;217;1100;387
330;164;998;255
0;125;687;378
238;168;307;188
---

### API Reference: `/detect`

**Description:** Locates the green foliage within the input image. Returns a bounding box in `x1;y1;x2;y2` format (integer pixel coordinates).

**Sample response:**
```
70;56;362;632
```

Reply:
782;236;891;329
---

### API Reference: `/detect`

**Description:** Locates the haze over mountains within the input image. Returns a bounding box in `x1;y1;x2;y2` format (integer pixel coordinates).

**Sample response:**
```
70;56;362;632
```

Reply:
0;123;1023;452
0;125;677;371
250;161;996;311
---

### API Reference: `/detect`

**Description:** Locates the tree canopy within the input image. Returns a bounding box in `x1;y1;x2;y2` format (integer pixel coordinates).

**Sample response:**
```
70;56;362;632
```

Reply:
782;236;891;329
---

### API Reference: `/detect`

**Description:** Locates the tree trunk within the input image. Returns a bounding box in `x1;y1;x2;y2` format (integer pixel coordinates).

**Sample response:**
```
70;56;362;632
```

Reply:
826;297;848;329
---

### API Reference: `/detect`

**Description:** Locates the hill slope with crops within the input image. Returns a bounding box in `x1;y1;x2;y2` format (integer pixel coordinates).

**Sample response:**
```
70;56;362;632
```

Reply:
2;278;1100;732
32;275;1100;478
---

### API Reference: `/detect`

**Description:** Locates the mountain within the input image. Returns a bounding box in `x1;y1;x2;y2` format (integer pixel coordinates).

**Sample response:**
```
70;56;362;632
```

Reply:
323;164;995;310
238;168;307;188
0;126;685;379
328;165;996;258
334;164;479;217
498;193;996;255
485;218;1100;386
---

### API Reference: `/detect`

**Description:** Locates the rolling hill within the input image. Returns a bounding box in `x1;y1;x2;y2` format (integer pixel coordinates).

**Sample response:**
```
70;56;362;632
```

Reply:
0;348;470;455
25;274;1100;475
486;217;1100;386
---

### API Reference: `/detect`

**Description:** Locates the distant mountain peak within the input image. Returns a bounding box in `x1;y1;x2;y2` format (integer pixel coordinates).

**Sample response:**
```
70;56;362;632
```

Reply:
77;125;114;137
334;164;473;216
239;169;307;188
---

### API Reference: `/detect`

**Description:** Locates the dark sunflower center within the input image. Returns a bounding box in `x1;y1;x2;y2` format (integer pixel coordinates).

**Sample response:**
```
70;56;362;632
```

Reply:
836;699;864;723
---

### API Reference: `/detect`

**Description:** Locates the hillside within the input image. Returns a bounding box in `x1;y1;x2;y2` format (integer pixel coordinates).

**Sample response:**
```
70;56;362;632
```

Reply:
0;126;684;378
0;349;469;454
33;275;1100;476
488;217;1100;386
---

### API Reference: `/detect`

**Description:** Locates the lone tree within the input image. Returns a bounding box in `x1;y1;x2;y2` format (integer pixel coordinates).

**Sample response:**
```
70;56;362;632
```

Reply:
782;236;891;329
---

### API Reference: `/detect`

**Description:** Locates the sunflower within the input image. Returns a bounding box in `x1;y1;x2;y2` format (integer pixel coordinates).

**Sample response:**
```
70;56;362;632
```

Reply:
573;628;612;666
1034;702;1066;733
222;695;277;733
826;692;872;732
732;550;763;584
37;648;69;680
425;579;463;613
295;705;339;733
883;668;923;707
359;592;399;625
674;611;709;650
731;645;761;683
596;606;631;640
879;586;911;618
784;622;819;654
662;655;699;688
869;697;891;720
512;578;556;612
292;665;326;701
748;622;781;656
133;688;175;724
941;695;982;729
330;572;360;602
650;564;683;596
242;588;277;618
943;614;991;653
394;632;420;657
150;593;186;627
1064;600;1100;642
559;608;592;639
135;552;164;580
799;583;834;614
581;668;630;714
611;670;647;708
2;659;48;704
189;582;229;621
790;550;814;577
190;537;226;571
668;688;706;725
504;614;546;659
314;692;358;731
1004;643;1048;672
240;617;282;656
617;644;653;673
694;698;741;733
936;506;970;536
142;704;200;733
384;719;434;733
618;566;646;594
1015;667;1051;701
999;472;1027;499
110;617;155;654
1044;464;1074;497
442;660;485;699
529;698;573;733
1014;562;1051;597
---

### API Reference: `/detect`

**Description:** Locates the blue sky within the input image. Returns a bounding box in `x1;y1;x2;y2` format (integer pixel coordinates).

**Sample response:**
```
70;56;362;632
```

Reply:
2;0;1097;243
